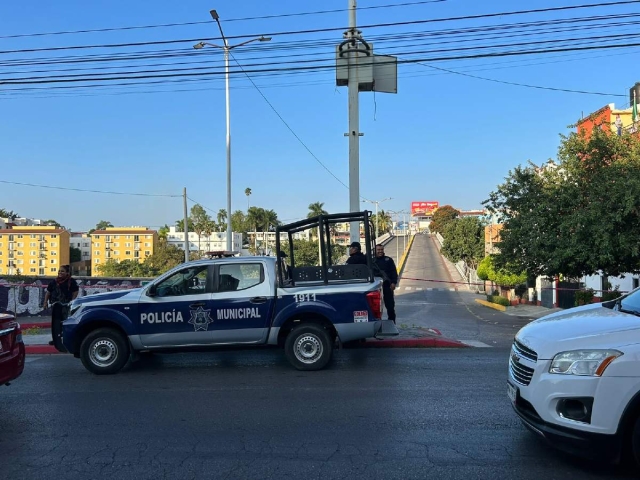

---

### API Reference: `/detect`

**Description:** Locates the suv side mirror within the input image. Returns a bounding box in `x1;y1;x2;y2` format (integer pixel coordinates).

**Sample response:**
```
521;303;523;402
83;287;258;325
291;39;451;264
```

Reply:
147;284;158;297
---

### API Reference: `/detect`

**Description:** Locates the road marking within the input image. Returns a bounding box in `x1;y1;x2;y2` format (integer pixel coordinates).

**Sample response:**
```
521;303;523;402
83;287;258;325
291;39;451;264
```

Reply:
416;287;423;291
449;288;456;292
459;340;493;348
427;288;433;291
404;287;412;291
396;301;466;306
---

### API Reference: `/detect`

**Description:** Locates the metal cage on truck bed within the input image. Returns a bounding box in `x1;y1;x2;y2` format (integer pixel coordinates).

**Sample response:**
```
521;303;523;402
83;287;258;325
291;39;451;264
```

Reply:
275;211;376;288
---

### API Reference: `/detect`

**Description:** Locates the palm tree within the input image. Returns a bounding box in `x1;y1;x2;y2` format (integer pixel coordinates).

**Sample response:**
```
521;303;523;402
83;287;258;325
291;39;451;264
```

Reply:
217;209;227;232
377;209;393;236
307;202;328;219
245;188;252;211
247;207;262;251
202;219;215;252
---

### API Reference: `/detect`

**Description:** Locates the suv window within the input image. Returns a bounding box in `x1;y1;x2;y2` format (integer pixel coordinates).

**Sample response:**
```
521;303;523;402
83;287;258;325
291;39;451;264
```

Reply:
155;265;210;297
218;263;263;292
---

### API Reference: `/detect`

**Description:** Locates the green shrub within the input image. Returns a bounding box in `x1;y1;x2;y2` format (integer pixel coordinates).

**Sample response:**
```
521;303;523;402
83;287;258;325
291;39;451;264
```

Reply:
486;295;510;307
574;288;595;306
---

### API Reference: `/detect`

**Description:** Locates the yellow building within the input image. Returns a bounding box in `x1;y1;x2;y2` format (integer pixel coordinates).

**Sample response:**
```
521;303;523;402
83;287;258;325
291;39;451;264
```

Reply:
0;226;70;276
91;227;158;276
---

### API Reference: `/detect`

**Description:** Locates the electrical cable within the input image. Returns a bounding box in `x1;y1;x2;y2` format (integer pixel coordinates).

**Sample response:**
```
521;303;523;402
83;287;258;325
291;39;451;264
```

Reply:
0;180;182;197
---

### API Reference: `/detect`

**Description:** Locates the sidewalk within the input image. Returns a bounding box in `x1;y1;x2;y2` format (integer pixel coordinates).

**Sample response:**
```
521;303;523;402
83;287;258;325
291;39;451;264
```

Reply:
474;299;563;320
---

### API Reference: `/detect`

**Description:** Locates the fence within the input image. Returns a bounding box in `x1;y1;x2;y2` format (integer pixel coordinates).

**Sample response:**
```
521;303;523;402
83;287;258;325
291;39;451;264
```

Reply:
434;232;482;292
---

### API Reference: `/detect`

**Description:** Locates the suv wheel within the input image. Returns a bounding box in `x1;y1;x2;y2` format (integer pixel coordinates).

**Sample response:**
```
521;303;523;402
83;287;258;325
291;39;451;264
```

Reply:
80;328;130;375
284;324;333;371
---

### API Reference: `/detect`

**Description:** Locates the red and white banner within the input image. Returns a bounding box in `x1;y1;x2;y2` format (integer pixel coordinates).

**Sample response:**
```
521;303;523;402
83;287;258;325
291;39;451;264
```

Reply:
411;201;439;216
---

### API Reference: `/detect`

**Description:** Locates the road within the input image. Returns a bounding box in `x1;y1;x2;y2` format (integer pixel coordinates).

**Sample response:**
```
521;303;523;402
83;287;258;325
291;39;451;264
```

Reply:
392;234;531;348
2;349;634;479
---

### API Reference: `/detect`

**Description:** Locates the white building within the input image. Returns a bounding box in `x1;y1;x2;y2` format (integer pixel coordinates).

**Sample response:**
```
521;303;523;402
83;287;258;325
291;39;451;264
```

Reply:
166;227;242;253
70;232;92;262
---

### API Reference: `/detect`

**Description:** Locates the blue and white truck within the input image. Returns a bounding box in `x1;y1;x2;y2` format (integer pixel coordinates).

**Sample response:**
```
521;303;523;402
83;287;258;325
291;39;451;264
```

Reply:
62;212;398;374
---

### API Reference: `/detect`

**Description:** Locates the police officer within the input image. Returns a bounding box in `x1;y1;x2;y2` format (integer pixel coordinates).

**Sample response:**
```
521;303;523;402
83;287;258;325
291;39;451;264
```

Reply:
374;244;398;323
346;242;368;265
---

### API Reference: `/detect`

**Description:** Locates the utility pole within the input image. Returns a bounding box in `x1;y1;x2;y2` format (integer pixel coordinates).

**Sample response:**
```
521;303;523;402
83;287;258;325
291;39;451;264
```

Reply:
183;187;189;262
347;0;360;244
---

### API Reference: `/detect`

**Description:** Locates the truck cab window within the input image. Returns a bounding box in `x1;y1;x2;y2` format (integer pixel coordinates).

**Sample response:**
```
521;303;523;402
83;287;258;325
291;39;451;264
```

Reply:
155;265;209;297
218;264;263;292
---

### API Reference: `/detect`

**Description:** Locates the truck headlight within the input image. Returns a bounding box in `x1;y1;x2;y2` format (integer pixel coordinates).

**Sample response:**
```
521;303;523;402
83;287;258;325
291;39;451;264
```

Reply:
550;350;622;376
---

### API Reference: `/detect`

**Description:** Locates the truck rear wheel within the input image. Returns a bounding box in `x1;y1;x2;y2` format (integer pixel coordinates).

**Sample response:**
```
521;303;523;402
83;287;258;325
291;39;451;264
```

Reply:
284;324;333;371
80;328;130;375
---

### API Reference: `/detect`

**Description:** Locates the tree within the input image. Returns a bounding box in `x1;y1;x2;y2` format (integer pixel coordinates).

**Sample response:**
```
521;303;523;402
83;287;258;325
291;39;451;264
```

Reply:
245;188;252;211
282;239;343;267
89;220;113;235
484;127;640;278
0;209;18;220
217;209;227;231
441;217;485;269
189;204;211;253
429;205;460;234
476;255;526;287
202;219;216;251
307;202;328;219
70;246;82;263
158;225;170;240
372;210;392;237
144;242;189;275
175;218;195;233
231;210;247;236
43;219;64;229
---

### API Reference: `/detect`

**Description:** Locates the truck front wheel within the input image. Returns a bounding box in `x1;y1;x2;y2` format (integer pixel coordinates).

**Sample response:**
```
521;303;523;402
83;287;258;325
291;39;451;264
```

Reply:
284;324;333;371
80;328;130;375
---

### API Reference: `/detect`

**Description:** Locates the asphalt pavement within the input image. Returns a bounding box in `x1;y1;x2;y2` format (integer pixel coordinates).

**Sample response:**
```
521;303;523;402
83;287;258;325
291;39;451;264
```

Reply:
2;349;635;479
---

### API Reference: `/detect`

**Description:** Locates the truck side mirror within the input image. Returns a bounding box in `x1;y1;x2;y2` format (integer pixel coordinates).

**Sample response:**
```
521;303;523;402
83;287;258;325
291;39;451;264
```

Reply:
147;284;158;297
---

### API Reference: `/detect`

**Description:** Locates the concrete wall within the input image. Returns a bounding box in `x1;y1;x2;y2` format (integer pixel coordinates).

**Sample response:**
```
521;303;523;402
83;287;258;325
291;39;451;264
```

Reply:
0;275;151;317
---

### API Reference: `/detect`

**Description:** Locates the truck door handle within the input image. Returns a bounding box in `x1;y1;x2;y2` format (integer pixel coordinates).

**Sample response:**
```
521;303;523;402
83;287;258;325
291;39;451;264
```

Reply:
250;297;267;304
190;302;206;308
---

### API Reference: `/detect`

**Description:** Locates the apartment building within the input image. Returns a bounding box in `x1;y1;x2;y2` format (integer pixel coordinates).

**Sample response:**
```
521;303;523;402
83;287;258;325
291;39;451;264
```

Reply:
165;227;242;253
91;227;158;276
0;226;70;276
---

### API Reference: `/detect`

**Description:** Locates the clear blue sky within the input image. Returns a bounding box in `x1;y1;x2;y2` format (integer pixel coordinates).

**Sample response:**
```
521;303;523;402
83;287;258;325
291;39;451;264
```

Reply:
1;0;638;231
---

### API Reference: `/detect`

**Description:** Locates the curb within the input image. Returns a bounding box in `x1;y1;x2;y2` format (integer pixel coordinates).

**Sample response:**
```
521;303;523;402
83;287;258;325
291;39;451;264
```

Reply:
397;234;415;278
474;298;507;312
363;337;468;348
19;322;50;330
25;345;65;355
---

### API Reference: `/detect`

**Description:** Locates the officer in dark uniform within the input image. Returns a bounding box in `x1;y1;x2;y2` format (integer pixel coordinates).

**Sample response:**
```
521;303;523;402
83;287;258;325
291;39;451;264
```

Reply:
43;265;79;352
374;244;398;323
346;242;368;265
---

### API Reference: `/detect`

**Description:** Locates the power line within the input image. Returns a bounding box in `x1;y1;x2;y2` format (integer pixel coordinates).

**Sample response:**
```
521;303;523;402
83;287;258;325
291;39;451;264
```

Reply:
0;180;181;197
3;39;640;87
229;52;372;203
0;1;447;40
413;60;627;96
1;1;637;55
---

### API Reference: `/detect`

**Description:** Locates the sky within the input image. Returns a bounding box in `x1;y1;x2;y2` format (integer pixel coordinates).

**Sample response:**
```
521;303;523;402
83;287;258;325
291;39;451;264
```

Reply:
1;0;638;231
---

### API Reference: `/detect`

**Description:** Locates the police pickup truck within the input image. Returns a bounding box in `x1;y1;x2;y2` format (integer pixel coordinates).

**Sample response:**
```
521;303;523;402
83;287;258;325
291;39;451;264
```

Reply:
62;212;398;374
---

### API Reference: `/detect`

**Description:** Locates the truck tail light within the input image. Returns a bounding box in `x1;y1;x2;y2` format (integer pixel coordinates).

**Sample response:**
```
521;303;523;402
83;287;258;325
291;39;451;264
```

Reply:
366;290;382;320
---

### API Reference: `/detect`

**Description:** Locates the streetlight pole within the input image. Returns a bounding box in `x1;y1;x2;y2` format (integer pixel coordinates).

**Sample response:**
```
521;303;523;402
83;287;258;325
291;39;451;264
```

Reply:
194;9;271;251
362;197;392;241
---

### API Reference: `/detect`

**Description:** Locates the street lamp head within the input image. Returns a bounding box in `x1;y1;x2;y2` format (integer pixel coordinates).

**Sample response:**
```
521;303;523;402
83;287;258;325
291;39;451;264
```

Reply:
193;42;206;49
259;36;272;42
210;9;219;20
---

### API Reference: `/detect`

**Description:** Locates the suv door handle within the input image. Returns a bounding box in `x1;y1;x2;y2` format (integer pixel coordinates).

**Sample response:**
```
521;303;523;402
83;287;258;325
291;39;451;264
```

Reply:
250;297;267;304
190;302;206;308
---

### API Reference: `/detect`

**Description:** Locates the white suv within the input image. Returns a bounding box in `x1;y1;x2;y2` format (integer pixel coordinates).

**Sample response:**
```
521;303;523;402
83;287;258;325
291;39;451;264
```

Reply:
509;288;640;466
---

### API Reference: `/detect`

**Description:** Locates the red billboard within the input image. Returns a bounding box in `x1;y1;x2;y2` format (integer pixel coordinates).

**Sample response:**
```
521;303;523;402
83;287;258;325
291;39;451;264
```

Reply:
411;201;439;217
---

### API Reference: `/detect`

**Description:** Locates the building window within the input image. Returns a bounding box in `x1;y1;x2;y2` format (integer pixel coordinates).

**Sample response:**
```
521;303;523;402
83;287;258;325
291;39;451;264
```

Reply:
95;259;100;264
125;243;131;247
50;242;57;247
51;251;57;256
30;267;36;273
39;268;45;275
51;267;57;272
17;242;24;247
144;242;151;247
114;236;119;239
0;260;2;264
30;242;36;247
145;251;150;256
51;235;57;239
634;278;640;290
50;259;56;264
17;260;24;265
114;242;119;247
30;235;35;239
17;235;23;239
125;251;131;256
94;250;100;255
30;259;37;265
126;235;131;240
30;251;37;256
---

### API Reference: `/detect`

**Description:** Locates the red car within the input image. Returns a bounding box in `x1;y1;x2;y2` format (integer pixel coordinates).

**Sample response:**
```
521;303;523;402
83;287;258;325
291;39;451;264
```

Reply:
0;313;25;386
